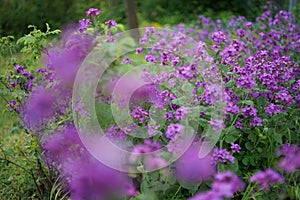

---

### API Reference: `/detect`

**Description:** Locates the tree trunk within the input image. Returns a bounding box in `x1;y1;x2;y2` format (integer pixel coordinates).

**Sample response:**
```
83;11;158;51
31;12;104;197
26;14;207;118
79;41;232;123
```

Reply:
124;0;140;41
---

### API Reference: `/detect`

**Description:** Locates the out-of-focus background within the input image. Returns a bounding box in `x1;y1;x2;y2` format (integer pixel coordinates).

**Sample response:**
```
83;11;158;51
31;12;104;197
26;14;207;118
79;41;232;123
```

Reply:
0;0;299;38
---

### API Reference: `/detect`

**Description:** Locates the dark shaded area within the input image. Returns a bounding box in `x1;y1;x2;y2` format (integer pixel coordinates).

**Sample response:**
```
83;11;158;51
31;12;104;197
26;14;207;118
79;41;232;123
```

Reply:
0;0;126;37
0;0;295;38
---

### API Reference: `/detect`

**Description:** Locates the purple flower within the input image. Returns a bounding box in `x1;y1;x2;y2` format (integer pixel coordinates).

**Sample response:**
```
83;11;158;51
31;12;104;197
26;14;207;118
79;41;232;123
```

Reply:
121;57;132;64
266;103;281;115
145;55;157;63
14;64;25;73
107;77;161;106
129;139;162;163
245;22;253;28
165;123;184;141
46;32;94;88
139;37;148;45
212;171;245;198
9;81;18;89
189;171;244;200
74;102;89;117
135;47;143;54
147;125;160;136
86;8;101;17
144;156;168;171
69;160;133;200
237;28;245;38
226;102;240;114
236;75;256;89
211;31;227;43
209;119;225;133
43;126;86;166
43;126;135;199
230;142;241;153
277;144;300;173
170;56;180;67
144;139;162;150
189;190;222;200
175;143;216;183
212;148;235;165
105;19;117;28
177;64;198;80
277;143;292;154
21;71;34;80
21;88;56;129
160;90;177;105
130;106;149;124
250;169;284;190
235;119;243;129
164;111;173;121
36;68;47;74
105;125;127;141
275;90;293;106
250;116;263;127
8;100;16;113
210;44;220;52
25;80;33;91
201;84;224;105
175;106;190;120
124;183;138;197
242;106;257;118
78;18;91;32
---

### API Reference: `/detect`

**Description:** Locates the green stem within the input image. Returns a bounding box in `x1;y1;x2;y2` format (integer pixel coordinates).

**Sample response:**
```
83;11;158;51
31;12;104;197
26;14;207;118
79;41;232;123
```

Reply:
172;185;182;199
220;113;239;149
0;157;44;199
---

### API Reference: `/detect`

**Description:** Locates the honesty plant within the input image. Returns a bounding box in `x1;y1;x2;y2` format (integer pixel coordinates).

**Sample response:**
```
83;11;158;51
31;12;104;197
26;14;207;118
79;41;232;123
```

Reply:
2;2;300;199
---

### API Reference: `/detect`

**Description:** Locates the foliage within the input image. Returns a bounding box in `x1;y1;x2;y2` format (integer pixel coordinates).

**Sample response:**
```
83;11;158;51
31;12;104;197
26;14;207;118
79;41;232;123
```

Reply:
0;3;300;200
1;0;298;38
0;24;61;199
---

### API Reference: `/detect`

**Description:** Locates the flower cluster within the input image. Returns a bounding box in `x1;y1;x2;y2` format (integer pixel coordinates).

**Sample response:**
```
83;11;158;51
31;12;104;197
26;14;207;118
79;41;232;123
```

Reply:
165;123;184;141
7;64;35;91
230;142;241;153
212;147;235;165
78;8;101;32
189;171;245;200
175;143;216;183
129;139;167;170
43;126;137;199
277;143;300;173
130;106;150;124
105;19;117;28
250;168;284;190
15;4;300;200
86;8;101;17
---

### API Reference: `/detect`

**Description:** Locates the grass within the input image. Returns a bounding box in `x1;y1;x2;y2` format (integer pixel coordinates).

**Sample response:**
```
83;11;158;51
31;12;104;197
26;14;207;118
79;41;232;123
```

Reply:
0;96;41;199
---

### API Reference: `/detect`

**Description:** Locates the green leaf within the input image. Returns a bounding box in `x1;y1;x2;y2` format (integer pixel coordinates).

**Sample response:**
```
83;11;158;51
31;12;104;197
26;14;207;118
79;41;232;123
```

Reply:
218;64;228;74
247;132;258;142
256;96;266;106
274;133;283;144
245;142;253;150
134;192;157;200
171;97;186;105
181;82;194;94
219;160;239;173
257;147;263;153
225;80;235;88
224;128;240;143
242;158;249;165
148;171;159;182
179;181;200;193
241;100;254;106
